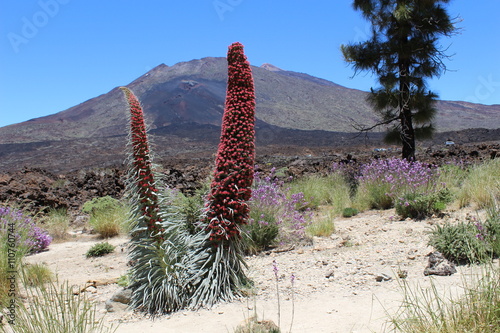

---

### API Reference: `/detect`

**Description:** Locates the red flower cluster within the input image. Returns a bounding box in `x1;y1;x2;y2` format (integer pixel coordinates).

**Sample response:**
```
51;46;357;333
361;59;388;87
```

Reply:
205;42;256;243
121;87;164;238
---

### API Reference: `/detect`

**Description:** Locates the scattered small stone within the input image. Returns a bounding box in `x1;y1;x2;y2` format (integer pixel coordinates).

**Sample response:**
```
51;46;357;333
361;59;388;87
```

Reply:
88;286;97;293
424;251;457;276
325;270;335;279
111;288;132;304
375;273;392;282
105;299;128;313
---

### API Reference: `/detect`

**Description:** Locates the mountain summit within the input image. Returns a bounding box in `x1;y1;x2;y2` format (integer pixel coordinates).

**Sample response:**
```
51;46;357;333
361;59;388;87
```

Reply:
1;56;499;145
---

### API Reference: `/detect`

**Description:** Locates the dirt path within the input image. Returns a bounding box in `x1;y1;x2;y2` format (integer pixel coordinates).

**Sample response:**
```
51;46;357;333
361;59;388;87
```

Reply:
24;208;487;333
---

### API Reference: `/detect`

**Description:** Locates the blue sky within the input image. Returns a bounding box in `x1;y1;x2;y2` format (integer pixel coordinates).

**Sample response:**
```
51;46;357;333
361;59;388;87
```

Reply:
1;0;499;128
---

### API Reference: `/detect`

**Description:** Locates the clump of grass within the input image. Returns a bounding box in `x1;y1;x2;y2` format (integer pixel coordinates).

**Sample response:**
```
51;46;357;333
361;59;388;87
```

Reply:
234;316;281;333
436;162;469;198
86;242;115;258
288;173;351;213
390;265;500;332
22;263;54;287
457;158;500;209
82;196;130;238
307;209;335;237
42;207;70;241
9;280;117;333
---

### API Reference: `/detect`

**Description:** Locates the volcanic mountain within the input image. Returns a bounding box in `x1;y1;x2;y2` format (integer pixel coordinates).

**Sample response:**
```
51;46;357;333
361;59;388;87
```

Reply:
0;57;499;171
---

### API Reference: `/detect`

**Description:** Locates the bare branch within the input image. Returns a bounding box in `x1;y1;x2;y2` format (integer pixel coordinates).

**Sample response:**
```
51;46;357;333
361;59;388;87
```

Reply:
349;115;399;134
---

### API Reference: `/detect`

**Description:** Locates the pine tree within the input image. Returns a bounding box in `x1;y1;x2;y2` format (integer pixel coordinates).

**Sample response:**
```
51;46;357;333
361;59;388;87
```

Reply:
341;0;457;160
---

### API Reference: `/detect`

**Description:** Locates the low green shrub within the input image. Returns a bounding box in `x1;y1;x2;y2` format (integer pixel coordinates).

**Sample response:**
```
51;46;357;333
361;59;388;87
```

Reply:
342;207;359;218
396;188;452;220
82;196;129;238
428;223;494;265
243;208;279;254
429;198;500;265
86;242;115;258
117;273;130;288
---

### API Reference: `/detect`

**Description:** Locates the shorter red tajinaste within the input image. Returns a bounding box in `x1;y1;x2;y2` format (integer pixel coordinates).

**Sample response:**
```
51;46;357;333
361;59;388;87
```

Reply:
121;87;164;237
205;42;256;243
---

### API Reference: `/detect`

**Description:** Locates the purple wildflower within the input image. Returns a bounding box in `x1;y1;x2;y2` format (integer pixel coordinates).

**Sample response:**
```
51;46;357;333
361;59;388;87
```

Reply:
249;169;312;244
272;260;279;279
0;206;52;253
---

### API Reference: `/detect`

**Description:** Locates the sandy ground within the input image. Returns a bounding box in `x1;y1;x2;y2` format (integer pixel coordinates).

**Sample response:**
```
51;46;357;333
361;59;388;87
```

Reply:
21;207;491;333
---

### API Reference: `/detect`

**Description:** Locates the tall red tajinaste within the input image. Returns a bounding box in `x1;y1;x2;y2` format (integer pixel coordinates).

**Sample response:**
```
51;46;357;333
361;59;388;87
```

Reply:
205;42;256;243
121;87;164;239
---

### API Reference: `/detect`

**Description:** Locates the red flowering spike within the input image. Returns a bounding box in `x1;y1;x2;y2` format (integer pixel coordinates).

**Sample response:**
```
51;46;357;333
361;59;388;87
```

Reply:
205;42;256;243
121;87;163;241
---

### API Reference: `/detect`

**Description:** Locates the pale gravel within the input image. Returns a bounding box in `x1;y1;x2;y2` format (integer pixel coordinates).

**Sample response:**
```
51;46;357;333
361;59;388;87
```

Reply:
23;207;490;333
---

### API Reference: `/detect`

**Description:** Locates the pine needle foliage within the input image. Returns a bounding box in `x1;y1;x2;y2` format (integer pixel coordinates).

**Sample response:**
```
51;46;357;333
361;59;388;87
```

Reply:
341;0;457;160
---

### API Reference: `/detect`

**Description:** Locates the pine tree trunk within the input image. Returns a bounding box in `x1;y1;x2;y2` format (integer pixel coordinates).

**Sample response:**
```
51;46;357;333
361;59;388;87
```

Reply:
400;107;416;161
399;31;416;161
